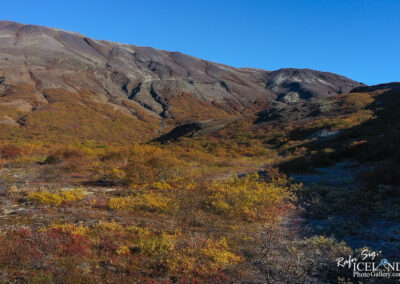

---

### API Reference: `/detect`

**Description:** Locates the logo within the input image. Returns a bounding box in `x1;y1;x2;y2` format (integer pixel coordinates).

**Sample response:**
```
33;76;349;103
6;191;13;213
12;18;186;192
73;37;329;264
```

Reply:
336;249;400;279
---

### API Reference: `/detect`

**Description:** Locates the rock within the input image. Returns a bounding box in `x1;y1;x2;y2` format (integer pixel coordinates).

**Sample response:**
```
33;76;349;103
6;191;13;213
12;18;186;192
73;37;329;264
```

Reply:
267;68;362;101
308;129;340;140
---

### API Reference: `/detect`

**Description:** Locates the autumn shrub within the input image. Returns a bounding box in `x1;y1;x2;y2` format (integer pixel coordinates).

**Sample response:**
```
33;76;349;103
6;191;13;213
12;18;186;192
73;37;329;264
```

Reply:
28;188;86;206
28;191;62;206
94;221;124;233
41;228;92;257
108;196;133;210
341;92;374;110
0;227;91;268
200;238;243;269
258;223;353;284
59;188;86;202
44;148;86;164
0;228;44;266
137;232;176;256
91;163;126;185
0;144;23;159
108;192;173;213
130;231;177;274
97;239;120;255
124;144;184;185
116;245;130;255
151;181;172;190
124;225;152;239
263;166;290;184
205;173;290;220
27;271;54;284
43;223;90;235
100;150;128;162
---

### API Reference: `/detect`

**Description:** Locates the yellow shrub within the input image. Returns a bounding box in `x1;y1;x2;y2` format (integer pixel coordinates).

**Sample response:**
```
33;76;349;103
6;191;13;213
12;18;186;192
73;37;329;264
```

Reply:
60;188;86;202
108;192;173;213
200;238;243;268
95;221;124;232
126;225;151;236
185;182;197;190
29;191;62;206
29;188;86;206
116;245;130;255
43;223;89;235
206;173;289;219
167;251;197;275
342;92;374;110
323;148;334;154
108;197;134;209
124;144;184;185
136;192;173;212
94;166;126;183
137;232;176;255
151;181;172;190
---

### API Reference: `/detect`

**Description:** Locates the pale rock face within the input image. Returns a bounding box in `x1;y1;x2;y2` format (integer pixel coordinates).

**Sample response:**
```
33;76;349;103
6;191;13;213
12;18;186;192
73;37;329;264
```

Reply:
281;92;300;103
266;68;362;101
0;21;364;120
0;115;19;126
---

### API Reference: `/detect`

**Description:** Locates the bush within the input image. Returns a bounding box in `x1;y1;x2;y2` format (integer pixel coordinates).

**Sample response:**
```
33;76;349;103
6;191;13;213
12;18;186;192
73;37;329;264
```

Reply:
42;223;90;235
44;148;85;164
108;192;173;213
124;144;184;185
28;188;86;206
259;226;353;284
151;181;172;190
132;232;177;273
29;191;62;206
137;232;176;255
200;238;243;268
206;173;290;220
108;196;133;210
59;188;86;202
0;144;23;159
42;228;92;257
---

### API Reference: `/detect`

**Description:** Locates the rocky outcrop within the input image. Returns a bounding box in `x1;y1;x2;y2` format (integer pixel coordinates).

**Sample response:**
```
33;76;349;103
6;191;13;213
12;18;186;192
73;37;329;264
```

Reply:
266;68;363;103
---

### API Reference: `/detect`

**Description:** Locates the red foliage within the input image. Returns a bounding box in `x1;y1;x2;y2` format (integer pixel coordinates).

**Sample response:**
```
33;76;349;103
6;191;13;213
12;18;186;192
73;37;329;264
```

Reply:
264;166;287;183
1;228;43;266
0;144;23;159
92;198;107;209
185;270;233;284
42;228;91;257
0;228;91;267
98;240;119;255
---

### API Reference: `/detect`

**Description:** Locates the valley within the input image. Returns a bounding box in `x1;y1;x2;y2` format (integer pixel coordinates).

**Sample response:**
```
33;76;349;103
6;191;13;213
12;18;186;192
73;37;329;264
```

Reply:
0;21;399;283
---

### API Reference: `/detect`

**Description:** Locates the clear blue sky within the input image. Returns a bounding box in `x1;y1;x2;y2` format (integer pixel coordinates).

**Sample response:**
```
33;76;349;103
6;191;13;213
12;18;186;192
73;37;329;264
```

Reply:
1;0;399;85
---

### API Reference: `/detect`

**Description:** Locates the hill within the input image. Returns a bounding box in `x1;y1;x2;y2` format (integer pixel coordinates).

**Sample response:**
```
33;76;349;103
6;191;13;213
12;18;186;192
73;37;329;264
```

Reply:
0;21;363;144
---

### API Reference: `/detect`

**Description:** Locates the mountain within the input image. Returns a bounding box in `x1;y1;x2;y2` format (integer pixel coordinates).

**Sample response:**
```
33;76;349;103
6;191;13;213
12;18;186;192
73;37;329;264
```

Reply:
1;21;400;284
0;20;363;143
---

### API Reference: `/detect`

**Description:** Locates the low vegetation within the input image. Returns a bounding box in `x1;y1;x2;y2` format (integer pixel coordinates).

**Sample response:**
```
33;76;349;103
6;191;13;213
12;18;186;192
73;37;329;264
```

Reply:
1;85;399;282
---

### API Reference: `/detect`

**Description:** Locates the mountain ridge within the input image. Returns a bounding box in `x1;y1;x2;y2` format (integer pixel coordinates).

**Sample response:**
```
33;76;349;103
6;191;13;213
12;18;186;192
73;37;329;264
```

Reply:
0;20;364;142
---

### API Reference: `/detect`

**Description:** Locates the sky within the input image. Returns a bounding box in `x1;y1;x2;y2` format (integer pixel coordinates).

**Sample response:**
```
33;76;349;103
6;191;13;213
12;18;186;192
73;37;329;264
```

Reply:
1;0;399;85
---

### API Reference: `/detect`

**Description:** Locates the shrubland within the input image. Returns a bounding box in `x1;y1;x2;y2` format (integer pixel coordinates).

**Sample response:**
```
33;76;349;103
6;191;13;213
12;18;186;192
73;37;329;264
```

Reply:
1;85;398;282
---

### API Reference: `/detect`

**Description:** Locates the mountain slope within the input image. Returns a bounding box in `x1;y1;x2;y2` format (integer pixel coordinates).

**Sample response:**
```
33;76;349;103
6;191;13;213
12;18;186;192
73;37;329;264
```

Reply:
0;21;363;143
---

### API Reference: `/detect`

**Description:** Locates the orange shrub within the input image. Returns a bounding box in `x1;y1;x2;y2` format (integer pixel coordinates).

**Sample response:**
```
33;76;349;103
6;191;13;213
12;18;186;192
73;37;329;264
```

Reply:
124;144;184;185
0;144;23;159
